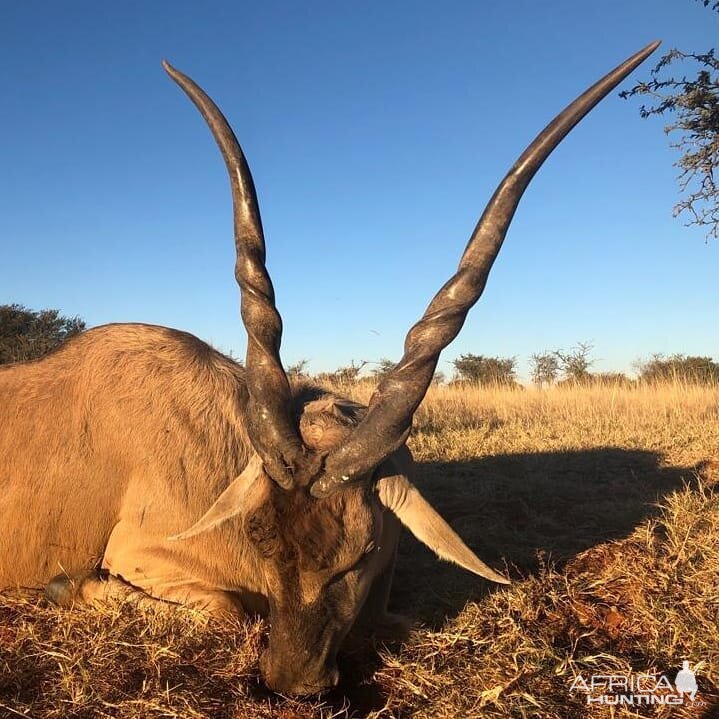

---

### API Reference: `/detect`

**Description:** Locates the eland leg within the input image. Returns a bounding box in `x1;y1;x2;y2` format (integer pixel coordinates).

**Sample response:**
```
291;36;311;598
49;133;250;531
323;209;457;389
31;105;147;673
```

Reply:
45;568;244;615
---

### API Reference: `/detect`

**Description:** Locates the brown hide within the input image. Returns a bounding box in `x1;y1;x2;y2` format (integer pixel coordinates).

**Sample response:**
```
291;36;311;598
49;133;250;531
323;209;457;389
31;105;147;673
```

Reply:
0;326;407;694
0;322;253;587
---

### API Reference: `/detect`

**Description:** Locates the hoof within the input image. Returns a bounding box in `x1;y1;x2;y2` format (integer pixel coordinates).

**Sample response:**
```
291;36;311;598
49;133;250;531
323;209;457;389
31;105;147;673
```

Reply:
45;569;103;607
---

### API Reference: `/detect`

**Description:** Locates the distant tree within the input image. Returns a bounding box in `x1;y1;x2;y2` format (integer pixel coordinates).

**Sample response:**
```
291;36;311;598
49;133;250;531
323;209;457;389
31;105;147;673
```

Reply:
591;371;633;386
371;358;396;381
555;342;595;384
638;354;719;384
431;370;447;386
0;304;85;365
315;360;368;386
620;1;719;239
530;351;561;387
452;353;517;386
286;359;310;379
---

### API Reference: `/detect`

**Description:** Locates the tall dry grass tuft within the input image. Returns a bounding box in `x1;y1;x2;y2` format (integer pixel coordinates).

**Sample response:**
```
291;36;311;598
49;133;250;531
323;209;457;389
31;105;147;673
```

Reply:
1;380;717;717
411;380;719;463
341;377;718;464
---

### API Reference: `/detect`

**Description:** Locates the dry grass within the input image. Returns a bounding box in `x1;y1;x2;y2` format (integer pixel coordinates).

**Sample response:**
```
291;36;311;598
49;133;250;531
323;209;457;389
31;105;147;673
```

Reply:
2;381;718;718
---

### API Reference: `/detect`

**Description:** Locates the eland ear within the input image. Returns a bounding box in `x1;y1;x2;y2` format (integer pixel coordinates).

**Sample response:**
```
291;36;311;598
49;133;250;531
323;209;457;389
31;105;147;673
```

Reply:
168;454;264;540
376;471;510;585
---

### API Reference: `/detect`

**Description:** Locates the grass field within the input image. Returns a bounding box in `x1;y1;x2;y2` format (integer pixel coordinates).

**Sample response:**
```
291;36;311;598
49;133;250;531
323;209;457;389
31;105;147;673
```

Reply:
1;381;718;718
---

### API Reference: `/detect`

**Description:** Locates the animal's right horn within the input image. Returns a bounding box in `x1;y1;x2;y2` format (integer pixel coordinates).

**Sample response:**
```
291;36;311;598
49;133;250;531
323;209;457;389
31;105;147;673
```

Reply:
164;61;304;490
312;41;661;498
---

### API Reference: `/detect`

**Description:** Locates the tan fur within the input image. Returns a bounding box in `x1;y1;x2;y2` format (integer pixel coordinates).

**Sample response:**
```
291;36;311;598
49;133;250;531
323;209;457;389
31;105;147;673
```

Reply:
0;323;401;615
298;397;366;450
0;323;249;588
0;321;500;694
0;322;383;606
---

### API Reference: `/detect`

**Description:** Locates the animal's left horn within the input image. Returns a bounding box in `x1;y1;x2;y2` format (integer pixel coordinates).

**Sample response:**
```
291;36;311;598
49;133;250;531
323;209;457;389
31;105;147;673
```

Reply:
312;41;661;498
164;61;304;490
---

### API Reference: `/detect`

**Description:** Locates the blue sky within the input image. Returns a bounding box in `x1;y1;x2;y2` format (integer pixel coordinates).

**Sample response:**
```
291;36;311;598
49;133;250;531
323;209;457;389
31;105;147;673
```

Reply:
1;1;716;380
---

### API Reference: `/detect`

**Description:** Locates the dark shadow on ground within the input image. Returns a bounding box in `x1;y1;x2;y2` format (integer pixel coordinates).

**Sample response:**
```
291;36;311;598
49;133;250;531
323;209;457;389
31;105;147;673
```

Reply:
389;447;702;628
323;447;704;716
